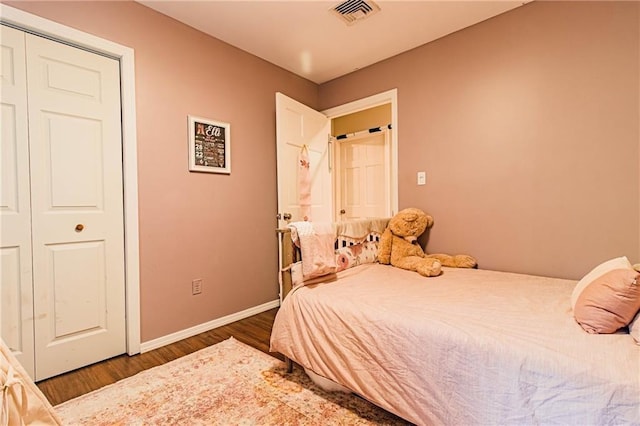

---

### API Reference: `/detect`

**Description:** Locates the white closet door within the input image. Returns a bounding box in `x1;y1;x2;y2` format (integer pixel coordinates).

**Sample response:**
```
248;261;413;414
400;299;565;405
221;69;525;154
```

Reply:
0;25;35;377
338;132;389;220
25;33;126;380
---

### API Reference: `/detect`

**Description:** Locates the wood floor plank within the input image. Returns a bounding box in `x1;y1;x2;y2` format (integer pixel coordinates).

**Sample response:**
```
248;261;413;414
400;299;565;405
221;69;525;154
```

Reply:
37;308;280;406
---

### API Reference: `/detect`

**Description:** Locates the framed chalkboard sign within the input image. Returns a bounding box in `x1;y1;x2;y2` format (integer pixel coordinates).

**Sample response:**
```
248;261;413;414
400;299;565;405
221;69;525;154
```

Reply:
188;115;231;174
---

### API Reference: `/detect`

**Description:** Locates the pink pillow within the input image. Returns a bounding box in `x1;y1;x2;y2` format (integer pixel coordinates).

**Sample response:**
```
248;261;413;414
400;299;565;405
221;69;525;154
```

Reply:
574;269;640;334
571;256;633;311
335;241;378;272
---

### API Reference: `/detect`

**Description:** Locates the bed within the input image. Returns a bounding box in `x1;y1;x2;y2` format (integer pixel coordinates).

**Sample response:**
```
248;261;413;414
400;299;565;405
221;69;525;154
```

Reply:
270;224;640;425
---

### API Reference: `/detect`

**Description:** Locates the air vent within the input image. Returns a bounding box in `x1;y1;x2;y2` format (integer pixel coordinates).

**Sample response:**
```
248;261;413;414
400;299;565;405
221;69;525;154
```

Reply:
330;0;381;26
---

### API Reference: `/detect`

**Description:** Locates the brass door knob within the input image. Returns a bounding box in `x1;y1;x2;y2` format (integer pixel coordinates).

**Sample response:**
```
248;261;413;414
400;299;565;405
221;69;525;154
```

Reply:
75;224;84;232
283;213;292;220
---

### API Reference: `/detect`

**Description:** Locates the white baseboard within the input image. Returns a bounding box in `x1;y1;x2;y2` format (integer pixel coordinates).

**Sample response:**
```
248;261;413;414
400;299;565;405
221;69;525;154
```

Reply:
140;299;280;353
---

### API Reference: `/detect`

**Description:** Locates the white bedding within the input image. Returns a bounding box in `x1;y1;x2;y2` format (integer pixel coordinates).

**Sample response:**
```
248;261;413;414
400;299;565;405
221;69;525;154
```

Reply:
270;263;640;425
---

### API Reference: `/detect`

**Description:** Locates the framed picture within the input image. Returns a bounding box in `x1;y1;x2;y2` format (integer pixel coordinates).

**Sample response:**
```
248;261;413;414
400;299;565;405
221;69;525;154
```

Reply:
188;115;231;174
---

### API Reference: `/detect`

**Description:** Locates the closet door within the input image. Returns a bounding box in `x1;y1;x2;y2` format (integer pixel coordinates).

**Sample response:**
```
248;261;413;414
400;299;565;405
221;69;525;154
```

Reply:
0;25;35;377
25;33;126;380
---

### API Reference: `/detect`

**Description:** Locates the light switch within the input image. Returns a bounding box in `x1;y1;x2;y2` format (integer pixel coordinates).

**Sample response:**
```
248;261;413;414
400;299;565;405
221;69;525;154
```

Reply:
417;171;426;185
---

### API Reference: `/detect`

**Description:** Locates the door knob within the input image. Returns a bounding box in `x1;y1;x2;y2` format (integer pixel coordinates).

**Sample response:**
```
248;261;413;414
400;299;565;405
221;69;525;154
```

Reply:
75;224;84;232
340;209;346;214
283;213;292;220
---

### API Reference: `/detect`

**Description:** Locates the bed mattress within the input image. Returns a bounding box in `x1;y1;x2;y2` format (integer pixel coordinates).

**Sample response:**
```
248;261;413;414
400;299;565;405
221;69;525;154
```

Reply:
270;263;640;425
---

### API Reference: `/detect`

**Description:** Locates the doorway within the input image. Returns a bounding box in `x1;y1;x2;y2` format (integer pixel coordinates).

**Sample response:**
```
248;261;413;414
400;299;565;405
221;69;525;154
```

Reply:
275;89;398;226
331;103;392;220
323;89;398;220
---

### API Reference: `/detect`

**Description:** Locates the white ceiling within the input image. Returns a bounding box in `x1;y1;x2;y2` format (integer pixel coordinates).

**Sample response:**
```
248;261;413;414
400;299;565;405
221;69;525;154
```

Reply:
138;1;527;84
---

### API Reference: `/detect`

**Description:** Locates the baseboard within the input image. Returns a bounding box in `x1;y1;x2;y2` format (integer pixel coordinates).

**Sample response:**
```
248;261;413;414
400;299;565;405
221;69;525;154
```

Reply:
140;299;280;353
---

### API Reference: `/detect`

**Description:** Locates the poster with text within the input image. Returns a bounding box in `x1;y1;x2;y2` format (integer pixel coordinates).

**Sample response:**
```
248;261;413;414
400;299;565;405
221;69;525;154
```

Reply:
188;116;231;174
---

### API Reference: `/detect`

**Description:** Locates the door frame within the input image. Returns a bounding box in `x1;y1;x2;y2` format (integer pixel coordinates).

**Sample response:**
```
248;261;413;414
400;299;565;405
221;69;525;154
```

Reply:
322;89;399;217
1;5;141;355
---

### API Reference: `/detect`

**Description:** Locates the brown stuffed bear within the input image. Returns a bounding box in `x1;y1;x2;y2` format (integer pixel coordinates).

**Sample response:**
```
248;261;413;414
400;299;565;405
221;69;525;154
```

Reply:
378;207;477;277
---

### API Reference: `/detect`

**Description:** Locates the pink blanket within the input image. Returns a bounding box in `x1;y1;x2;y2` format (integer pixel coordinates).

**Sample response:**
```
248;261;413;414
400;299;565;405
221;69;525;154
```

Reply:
288;221;336;279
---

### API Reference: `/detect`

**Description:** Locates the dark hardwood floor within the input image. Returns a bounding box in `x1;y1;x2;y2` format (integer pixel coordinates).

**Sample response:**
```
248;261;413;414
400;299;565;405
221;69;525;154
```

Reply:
37;308;282;406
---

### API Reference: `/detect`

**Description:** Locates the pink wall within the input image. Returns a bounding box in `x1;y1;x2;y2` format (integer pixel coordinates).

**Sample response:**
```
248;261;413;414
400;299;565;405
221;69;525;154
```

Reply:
7;1;639;344
319;1;640;279
6;1;318;342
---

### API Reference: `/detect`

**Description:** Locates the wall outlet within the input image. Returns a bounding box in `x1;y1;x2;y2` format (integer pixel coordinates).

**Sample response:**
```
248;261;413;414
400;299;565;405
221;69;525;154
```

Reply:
192;279;202;295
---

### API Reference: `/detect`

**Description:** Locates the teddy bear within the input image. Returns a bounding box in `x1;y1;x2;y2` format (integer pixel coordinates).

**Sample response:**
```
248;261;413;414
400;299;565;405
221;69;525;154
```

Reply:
377;207;477;277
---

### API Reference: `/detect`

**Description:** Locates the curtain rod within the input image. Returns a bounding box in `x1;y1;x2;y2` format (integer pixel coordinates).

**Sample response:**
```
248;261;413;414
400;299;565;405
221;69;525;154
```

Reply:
333;124;392;140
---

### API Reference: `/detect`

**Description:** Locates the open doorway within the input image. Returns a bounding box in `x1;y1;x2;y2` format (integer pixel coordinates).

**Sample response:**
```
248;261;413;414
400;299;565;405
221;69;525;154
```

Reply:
323;90;398;221
331;104;392;220
275;89;397;227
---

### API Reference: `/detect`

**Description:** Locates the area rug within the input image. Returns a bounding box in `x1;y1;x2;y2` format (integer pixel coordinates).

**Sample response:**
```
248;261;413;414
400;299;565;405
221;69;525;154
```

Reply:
55;337;410;425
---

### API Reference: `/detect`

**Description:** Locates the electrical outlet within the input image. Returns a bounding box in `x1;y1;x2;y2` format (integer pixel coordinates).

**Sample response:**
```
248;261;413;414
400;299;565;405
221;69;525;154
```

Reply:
192;279;202;295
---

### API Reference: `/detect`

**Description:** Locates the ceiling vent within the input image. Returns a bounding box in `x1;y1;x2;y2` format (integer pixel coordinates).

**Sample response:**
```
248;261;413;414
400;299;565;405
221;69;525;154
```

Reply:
330;0;381;26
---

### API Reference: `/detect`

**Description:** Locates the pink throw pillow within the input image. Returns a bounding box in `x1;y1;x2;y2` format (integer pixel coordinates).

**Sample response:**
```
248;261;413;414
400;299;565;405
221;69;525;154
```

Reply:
574;269;640;334
571;256;633;311
335;241;379;272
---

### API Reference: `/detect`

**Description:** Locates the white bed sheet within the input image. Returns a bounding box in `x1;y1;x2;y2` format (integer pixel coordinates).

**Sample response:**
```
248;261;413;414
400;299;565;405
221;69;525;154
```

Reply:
270;263;640;425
